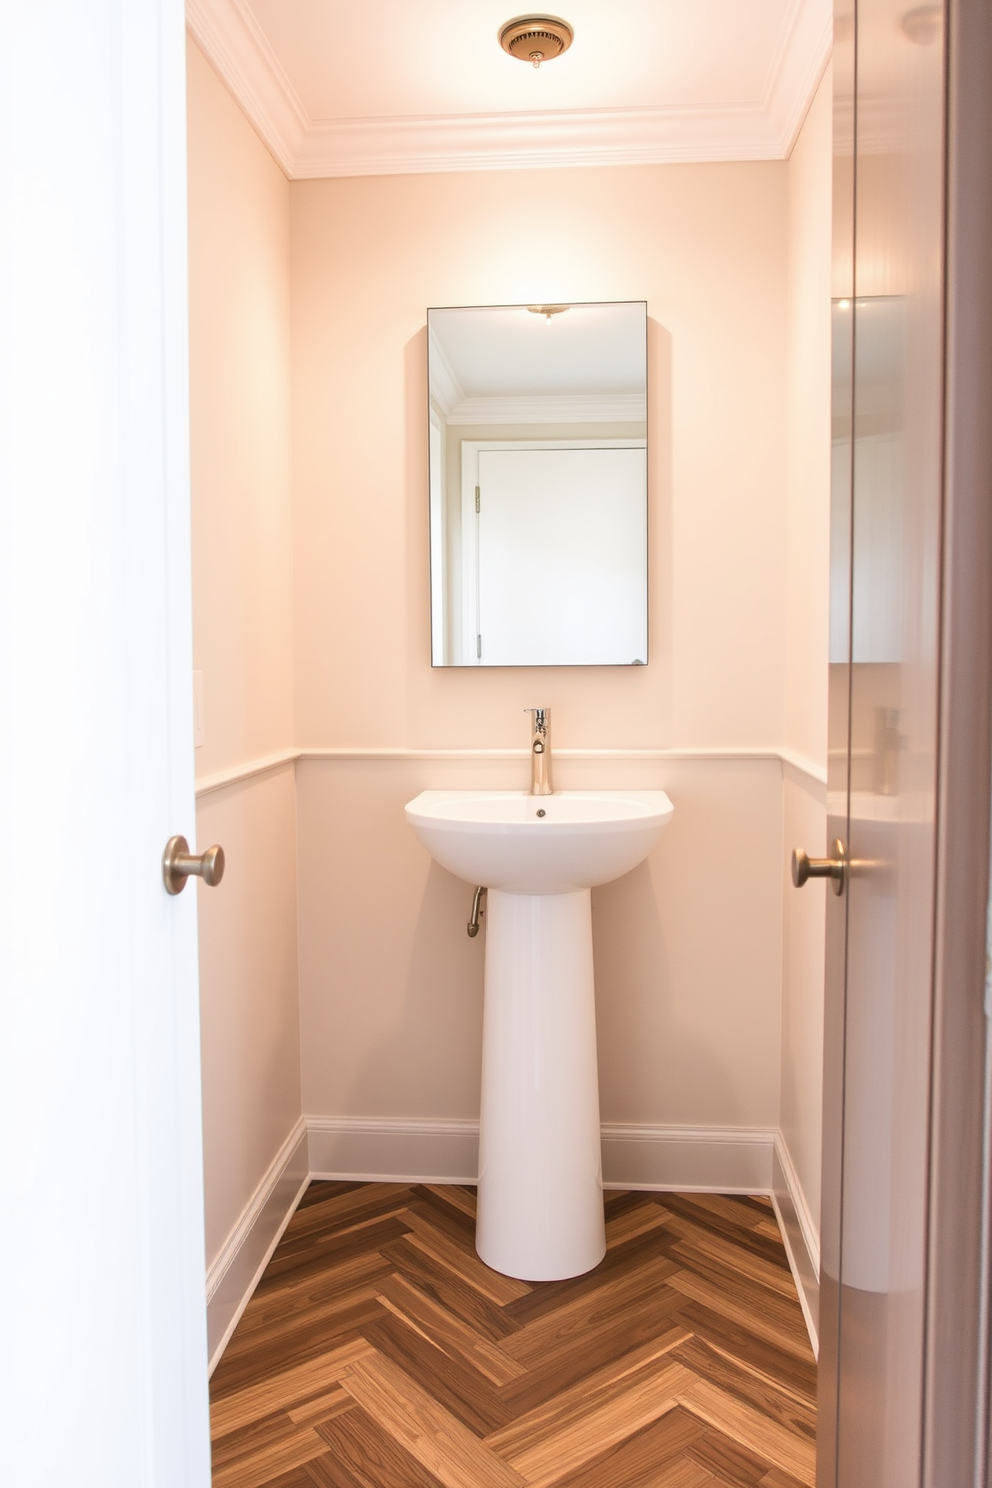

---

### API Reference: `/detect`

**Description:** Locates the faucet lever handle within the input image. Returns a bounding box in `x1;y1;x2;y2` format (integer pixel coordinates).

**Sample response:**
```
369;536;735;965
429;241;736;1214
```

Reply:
524;706;550;727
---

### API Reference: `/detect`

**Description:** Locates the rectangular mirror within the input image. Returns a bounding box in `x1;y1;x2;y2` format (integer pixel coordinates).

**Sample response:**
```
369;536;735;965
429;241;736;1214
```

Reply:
428;301;648;666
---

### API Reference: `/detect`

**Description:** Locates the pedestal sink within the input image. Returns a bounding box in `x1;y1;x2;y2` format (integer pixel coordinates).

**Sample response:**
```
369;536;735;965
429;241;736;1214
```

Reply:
404;789;674;1281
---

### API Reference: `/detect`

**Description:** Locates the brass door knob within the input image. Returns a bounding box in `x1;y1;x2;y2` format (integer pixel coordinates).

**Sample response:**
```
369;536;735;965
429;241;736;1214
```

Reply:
792;839;846;895
163;835;225;895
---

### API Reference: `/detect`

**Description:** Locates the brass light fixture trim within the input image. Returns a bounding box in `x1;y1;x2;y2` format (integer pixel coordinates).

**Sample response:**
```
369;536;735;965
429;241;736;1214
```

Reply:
499;15;574;67
527;303;570;320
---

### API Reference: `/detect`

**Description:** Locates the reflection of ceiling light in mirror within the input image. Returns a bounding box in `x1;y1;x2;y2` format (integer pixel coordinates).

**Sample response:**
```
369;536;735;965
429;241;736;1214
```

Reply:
900;5;942;44
838;299;851;309
527;304;570;321
499;15;574;68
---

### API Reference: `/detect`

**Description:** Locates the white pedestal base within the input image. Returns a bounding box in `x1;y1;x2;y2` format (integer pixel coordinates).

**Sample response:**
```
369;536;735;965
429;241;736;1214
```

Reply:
475;888;605;1281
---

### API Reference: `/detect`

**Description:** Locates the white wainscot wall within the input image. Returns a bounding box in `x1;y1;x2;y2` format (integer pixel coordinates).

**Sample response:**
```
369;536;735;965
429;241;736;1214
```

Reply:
201;748;824;1364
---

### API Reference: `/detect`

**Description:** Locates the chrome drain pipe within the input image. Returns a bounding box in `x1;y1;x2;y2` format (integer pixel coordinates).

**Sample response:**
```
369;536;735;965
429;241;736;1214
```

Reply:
467;886;488;938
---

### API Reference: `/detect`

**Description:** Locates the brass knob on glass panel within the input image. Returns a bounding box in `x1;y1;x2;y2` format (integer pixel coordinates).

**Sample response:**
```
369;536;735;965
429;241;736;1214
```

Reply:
792;839;846;896
162;835;225;895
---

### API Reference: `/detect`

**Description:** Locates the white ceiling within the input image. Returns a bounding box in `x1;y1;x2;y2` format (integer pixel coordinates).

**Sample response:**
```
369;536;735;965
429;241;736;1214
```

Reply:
186;0;833;178
430;303;647;400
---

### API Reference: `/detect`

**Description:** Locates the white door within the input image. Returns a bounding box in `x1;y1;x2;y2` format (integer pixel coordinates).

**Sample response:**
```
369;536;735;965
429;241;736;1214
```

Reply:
0;6;211;1484
815;0;992;1481
476;446;647;666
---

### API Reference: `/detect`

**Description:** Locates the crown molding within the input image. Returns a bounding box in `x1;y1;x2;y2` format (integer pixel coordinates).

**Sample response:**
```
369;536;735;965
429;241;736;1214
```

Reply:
186;0;306;174
446;392;647;426
187;0;834;180
291;104;782;179
764;0;833;153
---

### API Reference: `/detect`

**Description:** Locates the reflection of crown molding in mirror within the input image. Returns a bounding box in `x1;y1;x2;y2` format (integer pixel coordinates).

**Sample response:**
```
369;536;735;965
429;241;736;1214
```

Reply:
445;393;647;426
186;0;832;178
426;328;464;418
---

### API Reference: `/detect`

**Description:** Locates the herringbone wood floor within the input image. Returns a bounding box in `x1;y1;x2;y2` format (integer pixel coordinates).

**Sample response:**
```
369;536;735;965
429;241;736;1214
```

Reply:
209;1184;817;1488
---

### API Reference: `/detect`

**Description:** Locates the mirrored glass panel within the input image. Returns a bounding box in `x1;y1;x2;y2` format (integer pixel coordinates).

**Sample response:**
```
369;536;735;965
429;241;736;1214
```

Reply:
428;301;648;666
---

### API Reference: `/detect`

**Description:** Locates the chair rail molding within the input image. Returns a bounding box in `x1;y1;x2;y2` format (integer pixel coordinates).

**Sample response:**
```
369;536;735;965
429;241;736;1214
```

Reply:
195;745;827;798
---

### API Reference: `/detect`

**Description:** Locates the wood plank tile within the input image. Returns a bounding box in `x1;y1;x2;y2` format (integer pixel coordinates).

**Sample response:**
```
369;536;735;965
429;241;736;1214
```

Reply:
679;1333;815;1412
605;1197;671;1249
236;1250;396;1338
315;1406;450;1488
210;1186;817;1488
666;1192;778;1234
422;1183;477;1220
547;1405;706;1488
380;1235;521;1342
491;1357;694;1488
659;1212;798;1298
285;1184;414;1237
658;1196;791;1270
287;1386;356;1427
211;1297;384;1395
502;1254;682;1366
218;1284;384;1366
650;1465;717;1488
500;1224;684;1326
243;1217;412;1305
499;1308;690;1415
361;1313;512;1436
339;1349;527;1488
262;1468;328;1488
669;1300;817;1403
211;1338;374;1438
300;1453;369;1488
400;1207;531;1305
212;1410;315;1471
676;1378;816;1486
377;1271;526;1385
665;1269;812;1361
211;1426;329;1488
409;1188;480;1244
686;1428;770;1487
295;1180;363;1210
671;1336;816;1439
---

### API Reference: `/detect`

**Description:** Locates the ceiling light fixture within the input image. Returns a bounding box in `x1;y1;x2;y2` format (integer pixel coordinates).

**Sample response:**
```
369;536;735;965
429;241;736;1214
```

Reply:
527;304;570;321
499;15;574;68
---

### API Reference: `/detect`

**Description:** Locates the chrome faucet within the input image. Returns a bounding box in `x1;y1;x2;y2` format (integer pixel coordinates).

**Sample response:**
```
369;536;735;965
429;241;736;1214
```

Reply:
525;707;553;795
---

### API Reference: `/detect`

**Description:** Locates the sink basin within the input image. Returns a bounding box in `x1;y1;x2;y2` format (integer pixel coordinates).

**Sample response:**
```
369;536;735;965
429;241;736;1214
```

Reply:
405;790;674;894
406;788;674;1283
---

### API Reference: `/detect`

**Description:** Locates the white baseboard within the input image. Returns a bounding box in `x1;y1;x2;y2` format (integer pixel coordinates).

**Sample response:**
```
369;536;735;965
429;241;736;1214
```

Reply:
601;1123;776;1192
306;1115;776;1193
307;1116;479;1183
206;1116;309;1374
208;1116;818;1373
771;1133;820;1355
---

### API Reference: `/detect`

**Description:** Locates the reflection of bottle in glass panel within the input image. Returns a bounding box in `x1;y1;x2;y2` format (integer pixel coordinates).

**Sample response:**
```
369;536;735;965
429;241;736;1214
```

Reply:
873;705;904;795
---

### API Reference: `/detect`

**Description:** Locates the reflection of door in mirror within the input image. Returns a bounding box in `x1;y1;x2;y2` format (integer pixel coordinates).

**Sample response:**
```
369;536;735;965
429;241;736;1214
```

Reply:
470;443;646;666
829;297;905;670
428;302;648;666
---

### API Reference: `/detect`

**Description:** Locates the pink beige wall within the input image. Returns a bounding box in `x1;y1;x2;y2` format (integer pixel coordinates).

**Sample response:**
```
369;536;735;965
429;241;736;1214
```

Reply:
289;161;793;1134
290;163;789;751
186;33;832;1308
187;37;301;1282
